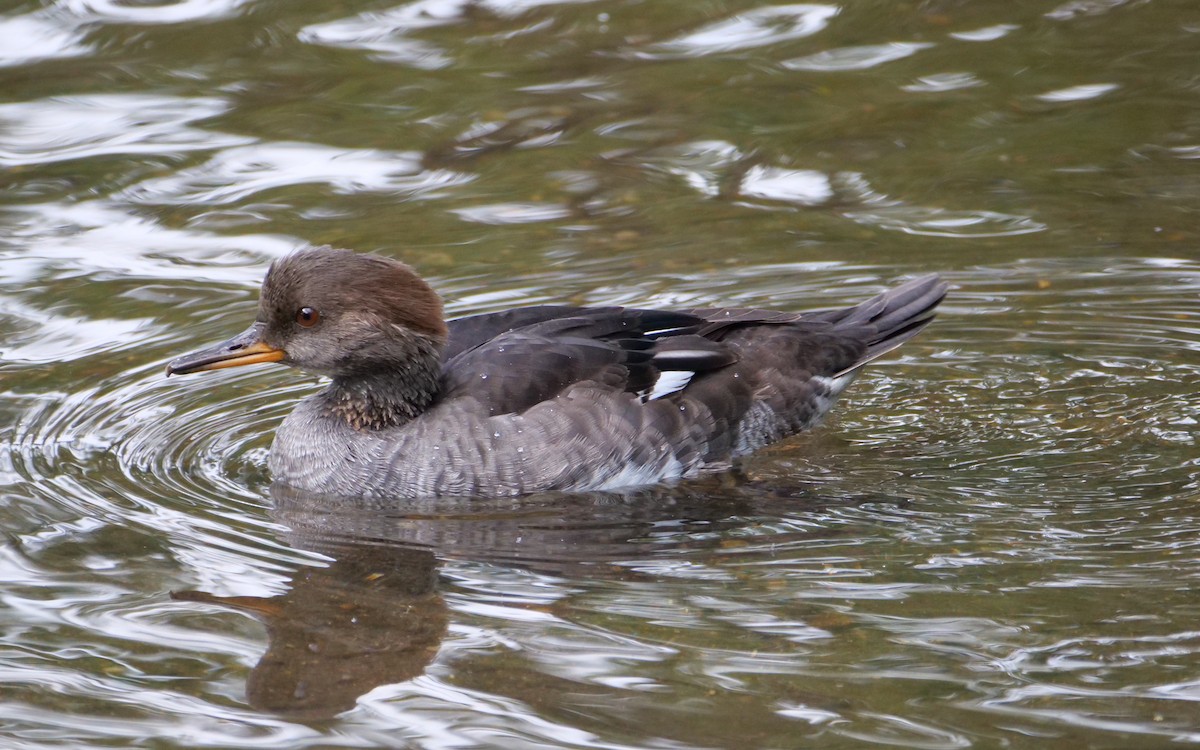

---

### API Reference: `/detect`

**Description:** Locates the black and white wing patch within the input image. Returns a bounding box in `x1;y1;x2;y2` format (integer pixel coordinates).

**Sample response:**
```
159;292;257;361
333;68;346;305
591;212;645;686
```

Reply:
440;307;739;414
638;333;736;402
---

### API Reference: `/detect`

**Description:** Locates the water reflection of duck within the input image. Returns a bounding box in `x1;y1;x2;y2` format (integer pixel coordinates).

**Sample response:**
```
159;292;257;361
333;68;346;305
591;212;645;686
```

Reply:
167;247;945;499
174;481;889;720
173;539;445;721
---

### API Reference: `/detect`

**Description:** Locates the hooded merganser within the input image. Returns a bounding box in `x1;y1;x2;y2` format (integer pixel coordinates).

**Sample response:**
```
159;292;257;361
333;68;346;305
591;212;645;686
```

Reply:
167;247;946;498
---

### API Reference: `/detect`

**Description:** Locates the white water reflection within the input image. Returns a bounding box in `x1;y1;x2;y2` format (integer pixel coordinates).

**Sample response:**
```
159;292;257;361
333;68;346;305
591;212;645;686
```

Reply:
124;143;474;205
645;154;1044;239
299;2;458;70
950;24;1019;42
0;297;153;366
636;4;838;59
836;172;1046;238
783;42;932;72
59;0;254;25
451;202;571;224
979;627;1200;742
739;166;833;206
637;143;1046;239
0;11;90;67
0;201;294;284
1045;0;1140;21
1035;83;1120;103
847;207;1045;238
902;73;984;93
300;0;597;68
0;95;248;167
643;140;743;197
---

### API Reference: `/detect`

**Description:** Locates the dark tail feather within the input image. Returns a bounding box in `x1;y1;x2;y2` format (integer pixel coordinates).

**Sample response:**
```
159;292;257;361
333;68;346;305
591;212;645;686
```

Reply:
685;274;946;376
819;274;947;377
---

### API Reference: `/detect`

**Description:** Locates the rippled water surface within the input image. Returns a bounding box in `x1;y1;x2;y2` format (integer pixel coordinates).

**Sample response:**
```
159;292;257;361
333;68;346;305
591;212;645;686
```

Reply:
2;0;1199;747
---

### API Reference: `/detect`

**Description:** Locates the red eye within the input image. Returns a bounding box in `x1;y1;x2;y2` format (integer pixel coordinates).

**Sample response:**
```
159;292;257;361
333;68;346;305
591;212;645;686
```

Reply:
296;307;321;328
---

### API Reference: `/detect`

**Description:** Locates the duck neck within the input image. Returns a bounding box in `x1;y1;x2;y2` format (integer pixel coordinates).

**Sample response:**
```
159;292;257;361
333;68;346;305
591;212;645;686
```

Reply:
322;346;443;432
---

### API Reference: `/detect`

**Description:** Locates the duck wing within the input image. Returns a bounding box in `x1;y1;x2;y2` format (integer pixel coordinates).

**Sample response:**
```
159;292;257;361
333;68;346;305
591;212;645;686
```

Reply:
439;307;736;417
444;305;582;360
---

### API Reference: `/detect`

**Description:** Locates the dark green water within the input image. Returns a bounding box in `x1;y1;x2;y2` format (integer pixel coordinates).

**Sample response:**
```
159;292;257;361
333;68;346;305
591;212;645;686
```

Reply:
2;1;1199;747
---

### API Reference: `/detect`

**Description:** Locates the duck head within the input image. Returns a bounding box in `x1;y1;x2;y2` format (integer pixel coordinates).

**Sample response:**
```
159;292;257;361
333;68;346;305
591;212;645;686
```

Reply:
167;247;449;427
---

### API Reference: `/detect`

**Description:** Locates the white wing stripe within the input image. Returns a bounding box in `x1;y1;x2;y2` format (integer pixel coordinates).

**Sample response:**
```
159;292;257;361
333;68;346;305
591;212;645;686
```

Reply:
645;370;694;401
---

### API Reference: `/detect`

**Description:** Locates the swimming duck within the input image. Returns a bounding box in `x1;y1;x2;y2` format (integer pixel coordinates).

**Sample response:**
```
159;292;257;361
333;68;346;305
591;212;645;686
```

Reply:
167;247;946;498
